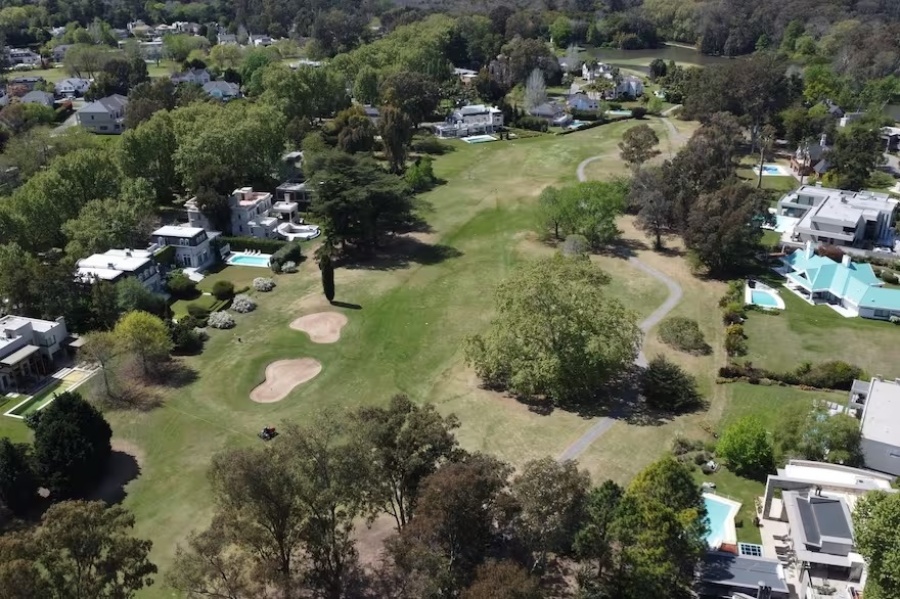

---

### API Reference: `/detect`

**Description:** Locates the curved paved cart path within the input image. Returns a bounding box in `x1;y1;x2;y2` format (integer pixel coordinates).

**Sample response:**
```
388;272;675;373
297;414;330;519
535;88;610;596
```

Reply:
557;152;684;462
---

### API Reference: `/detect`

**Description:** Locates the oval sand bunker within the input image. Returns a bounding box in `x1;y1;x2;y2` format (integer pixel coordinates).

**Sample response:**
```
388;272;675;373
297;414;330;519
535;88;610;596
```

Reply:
250;358;323;403
289;312;348;344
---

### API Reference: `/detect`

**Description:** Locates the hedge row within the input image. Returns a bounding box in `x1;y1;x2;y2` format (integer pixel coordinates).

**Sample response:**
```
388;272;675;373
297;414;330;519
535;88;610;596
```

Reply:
220;236;288;253
718;360;865;391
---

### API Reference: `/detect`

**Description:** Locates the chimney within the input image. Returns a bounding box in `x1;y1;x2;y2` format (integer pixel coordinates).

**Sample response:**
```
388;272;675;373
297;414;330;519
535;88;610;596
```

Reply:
757;582;772;599
820;132;827;147
805;240;814;259
841;254;851;267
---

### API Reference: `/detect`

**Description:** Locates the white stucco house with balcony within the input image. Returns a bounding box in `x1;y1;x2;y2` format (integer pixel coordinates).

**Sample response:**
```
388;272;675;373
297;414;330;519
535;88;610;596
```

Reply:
151;225;219;270
433;104;503;138
76;248;162;291
0;315;69;392
76;94;128;134
777;185;898;249
186;187;300;239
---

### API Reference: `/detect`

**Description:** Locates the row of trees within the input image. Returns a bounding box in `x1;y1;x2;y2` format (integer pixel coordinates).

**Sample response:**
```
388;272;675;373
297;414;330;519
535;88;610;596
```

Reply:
168;395;709;599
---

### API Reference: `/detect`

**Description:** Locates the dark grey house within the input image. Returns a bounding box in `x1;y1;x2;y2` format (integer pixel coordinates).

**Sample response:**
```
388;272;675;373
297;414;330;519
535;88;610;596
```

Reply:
697;552;790;599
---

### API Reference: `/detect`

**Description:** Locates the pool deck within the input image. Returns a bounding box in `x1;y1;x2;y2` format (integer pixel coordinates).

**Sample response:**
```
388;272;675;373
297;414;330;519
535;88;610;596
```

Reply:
704;492;742;548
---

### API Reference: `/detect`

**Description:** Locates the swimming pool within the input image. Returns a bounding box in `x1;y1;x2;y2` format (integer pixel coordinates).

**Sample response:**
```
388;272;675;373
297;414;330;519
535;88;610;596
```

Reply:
568;120;587;129
607;109;632;117
704;493;741;548
461;134;497;144
752;163;791;177
227;253;272;268
751;290;779;307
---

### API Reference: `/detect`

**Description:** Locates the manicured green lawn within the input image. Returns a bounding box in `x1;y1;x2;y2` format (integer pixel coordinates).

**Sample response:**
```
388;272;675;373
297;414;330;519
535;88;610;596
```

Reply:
743;287;900;378
736;167;798;193
81;121;678;596
694;466;765;544
196;265;267;293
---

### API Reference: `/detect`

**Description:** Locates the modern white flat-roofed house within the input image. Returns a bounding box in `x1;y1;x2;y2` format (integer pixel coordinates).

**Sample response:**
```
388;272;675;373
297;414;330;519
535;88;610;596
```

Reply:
77;94;128;134
433;104;503;138
777;185;898;248
761;460;896;596
849;376;900;476
152;225;217;270
186;187;299;239
76;248;161;291
0;315;69;392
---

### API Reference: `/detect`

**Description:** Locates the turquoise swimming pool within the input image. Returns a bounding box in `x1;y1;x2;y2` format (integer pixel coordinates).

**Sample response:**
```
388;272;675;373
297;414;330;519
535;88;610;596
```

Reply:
227;253;271;268
751;289;779;307
704;495;734;548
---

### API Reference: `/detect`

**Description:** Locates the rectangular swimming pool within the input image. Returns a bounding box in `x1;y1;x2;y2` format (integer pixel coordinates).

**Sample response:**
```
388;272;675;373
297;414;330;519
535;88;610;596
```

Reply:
227;253;272;268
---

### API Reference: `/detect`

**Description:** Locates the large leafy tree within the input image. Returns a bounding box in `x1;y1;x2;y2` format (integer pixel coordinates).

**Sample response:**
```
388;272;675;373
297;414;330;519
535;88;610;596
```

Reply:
825;124;885;191
62;180;158;259
574;480;623;577
31;391;112;499
619;124;661;171
640;355;702;413
537;181;625;249
461;560;542;599
386;453;513;593
466;255;641;405
306;149;415;254
379;105;414;174
380;71;441;126
511;458;590;571
33;501;156;598
630;166;674;249
854;491;900;599
0;439;37;516
0;501;155;598
684;183;769;276
119;110;180;203
717;416;775;480
662;112;744;230
330;105;376;154
776;409;863;466
352;394;459;532
170;414;364;598
113;311;172;378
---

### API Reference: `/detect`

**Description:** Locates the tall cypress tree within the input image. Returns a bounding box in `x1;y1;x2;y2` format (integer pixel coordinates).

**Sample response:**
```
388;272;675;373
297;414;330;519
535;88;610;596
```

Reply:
320;255;335;303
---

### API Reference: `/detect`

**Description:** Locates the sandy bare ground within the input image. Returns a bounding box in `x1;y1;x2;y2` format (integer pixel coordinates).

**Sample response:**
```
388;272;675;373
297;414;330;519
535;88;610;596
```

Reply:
250;358;323;403
289;312;348;344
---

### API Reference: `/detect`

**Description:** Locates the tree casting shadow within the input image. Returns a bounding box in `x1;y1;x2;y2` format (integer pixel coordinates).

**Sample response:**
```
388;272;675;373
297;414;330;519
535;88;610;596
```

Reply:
330;300;362;310
342;237;463;271
86;450;142;505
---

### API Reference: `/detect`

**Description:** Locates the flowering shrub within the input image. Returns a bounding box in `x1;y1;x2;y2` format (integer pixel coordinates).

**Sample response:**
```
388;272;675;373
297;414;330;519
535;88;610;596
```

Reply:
208;311;236;329
232;294;257;313
253;277;276;292
281;261;298;273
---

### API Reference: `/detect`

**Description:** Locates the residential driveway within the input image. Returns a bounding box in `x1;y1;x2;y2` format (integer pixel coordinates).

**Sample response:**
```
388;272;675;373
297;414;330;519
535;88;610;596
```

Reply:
557;151;684;463
52;98;84;135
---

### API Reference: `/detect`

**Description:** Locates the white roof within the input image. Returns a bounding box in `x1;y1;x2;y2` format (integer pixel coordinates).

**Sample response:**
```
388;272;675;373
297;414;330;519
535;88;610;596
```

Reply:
77;249;153;280
0;315;60;333
782;462;894;491
861;379;900;446
153;224;205;238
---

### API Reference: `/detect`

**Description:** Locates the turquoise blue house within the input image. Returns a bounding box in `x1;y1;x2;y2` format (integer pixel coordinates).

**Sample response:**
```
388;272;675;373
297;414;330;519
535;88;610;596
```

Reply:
782;243;900;320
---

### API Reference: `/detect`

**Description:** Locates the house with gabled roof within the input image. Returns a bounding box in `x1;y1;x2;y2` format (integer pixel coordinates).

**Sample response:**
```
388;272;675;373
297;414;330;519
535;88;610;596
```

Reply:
781;241;900;319
202;80;241;101
76;94;127;134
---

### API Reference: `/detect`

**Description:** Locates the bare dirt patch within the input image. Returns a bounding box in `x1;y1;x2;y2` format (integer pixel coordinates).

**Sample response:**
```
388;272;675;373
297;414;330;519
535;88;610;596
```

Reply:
250;358;323;403
289;312;349;344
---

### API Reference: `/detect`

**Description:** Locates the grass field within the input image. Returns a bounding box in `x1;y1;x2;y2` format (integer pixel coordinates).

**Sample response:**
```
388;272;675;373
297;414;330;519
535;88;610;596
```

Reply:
743;287;900;378
20;59;179;84
31;121;680;596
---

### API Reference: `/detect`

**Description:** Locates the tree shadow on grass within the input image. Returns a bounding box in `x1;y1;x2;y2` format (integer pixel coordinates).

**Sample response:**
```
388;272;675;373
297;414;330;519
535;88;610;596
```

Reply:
596;237;650;260
86;451;142;505
342;236;463;271
155;359;199;389
330;300;362;310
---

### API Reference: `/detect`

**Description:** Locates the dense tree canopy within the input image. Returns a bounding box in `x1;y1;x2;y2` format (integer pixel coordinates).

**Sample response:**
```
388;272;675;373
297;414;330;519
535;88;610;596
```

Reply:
717;416;775;480
854;491;900;599
466;255;641;405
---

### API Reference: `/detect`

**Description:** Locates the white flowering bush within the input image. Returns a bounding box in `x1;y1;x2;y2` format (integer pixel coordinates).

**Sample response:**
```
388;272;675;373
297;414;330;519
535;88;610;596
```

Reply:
232;294;257;313
207;311;236;329
253;277;276;292
281;261;298;273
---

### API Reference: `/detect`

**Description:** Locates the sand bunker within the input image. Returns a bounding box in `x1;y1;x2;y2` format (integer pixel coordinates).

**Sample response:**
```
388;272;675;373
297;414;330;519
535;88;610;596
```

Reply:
250;358;323;403
289;312;348;344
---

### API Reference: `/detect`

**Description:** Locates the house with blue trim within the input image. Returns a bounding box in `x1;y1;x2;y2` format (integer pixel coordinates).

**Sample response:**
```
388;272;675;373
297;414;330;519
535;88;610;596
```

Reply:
782;242;900;320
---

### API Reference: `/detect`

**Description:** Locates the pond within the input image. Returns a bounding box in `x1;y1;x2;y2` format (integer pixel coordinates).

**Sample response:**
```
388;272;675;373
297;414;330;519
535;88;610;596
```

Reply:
585;44;735;73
